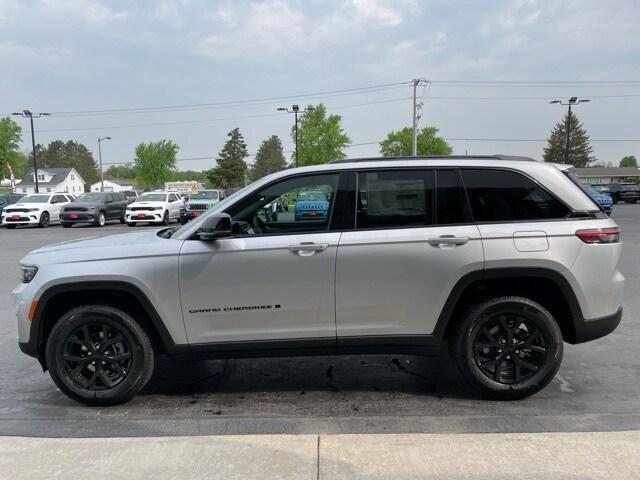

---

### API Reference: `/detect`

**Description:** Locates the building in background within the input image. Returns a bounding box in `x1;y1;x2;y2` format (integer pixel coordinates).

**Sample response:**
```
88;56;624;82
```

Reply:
574;167;640;184
17;168;85;195
90;179;134;192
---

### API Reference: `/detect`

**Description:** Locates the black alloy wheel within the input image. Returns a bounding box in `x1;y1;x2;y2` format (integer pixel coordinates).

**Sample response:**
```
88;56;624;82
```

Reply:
451;296;563;400
39;211;50;228
46;305;155;406
162;210;170;225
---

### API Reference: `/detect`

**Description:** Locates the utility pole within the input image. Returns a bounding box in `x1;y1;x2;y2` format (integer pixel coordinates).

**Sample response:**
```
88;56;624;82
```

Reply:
549;97;591;164
97;136;112;191
11;110;50;193
411;78;428;156
277;105;314;168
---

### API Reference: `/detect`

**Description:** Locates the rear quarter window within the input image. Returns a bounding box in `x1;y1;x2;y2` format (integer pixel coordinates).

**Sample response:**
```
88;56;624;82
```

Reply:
461;169;570;222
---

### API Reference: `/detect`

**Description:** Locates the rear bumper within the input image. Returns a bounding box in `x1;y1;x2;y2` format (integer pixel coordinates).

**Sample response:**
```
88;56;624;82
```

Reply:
572;307;623;344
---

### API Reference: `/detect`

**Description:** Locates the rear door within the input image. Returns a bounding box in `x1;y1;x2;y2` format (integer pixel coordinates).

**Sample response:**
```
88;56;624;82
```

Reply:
50;194;70;221
335;168;484;340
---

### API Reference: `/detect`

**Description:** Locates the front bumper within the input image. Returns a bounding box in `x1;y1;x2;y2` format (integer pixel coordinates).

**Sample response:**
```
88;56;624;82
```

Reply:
1;213;41;225
572;307;623;344
180;209;205;223
126;210;164;223
60;212;97;223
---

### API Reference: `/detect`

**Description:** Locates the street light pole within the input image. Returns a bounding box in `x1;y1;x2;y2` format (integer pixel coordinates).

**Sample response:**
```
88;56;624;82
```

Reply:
277;105;313;168
411;78;428;156
11;110;50;193
549;97;591;164
97;136;111;191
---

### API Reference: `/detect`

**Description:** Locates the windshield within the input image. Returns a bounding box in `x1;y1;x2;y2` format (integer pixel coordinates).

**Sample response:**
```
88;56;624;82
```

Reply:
137;193;166;202
19;195;50;203
75;193;107;202
298;191;327;201
190;191;219;200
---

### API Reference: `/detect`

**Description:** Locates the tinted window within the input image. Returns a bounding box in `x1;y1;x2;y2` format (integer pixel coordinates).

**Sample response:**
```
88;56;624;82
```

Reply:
461;169;569;222
228;173;341;235
357;170;433;229
436;170;471;224
53;195;68;203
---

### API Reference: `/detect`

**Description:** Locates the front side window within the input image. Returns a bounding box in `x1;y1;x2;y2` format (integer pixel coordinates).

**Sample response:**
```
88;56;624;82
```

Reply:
227;173;341;236
461;169;569;222
356;169;434;229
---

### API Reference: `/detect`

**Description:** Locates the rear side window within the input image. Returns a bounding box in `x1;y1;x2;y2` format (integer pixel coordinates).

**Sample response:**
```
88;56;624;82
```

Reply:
436;170;471;224
461;169;569;222
357;170;434;229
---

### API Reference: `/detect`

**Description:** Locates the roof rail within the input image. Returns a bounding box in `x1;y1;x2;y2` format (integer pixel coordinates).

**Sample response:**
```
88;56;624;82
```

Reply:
329;155;538;164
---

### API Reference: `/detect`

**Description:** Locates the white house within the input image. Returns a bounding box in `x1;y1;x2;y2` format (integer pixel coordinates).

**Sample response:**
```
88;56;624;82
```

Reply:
90;179;134;192
18;168;85;195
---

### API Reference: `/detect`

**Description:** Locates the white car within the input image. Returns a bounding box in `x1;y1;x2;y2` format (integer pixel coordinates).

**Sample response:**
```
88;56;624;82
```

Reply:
1;193;74;228
125;191;183;226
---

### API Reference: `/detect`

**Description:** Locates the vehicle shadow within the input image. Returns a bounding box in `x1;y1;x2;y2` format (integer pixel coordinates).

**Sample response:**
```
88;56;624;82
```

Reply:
142;350;478;400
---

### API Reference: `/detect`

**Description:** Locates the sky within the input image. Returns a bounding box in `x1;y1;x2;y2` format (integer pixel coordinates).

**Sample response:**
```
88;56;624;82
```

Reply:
1;0;639;172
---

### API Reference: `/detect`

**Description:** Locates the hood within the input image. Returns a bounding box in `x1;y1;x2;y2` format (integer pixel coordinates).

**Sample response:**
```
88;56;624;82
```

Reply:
63;201;104;209
129;201;165;208
21;229;183;266
5;202;45;209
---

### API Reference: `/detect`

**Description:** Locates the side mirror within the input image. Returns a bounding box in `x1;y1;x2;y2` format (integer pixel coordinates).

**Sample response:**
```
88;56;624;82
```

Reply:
197;213;232;241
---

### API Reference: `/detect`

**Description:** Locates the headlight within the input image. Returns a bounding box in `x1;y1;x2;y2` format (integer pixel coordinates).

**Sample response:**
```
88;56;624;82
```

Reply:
20;266;38;283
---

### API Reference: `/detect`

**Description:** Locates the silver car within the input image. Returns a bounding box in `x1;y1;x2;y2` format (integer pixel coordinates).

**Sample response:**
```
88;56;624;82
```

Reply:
13;156;624;405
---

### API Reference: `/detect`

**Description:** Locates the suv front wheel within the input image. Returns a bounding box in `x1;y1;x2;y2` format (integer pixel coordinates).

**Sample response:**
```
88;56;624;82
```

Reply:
450;296;563;400
45;305;155;406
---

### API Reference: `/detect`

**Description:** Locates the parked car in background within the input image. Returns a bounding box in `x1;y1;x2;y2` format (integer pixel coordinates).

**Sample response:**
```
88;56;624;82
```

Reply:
581;183;613;215
126;191;183;226
599;183;640;204
1;193;73;228
0;193;25;222
122;190;139;204
294;190;330;221
180;189;224;224
60;192;128;227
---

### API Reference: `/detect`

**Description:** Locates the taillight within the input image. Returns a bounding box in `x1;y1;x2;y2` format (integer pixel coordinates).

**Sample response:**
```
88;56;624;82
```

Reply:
575;227;620;244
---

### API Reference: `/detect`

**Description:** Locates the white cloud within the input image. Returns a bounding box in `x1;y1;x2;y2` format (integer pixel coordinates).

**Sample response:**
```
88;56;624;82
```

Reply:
0;41;71;62
349;0;402;27
39;0;128;26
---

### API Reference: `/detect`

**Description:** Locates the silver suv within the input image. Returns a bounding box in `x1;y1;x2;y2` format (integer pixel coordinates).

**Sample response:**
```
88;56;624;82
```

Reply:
13;156;624;405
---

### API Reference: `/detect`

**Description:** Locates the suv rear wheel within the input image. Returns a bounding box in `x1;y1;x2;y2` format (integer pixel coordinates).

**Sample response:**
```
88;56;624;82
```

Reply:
450;296;563;400
45;305;155;406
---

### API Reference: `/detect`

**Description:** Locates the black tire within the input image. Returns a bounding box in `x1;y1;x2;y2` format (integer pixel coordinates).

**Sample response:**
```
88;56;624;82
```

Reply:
94;211;106;227
62;222;72;228
45;305;155;406
450;296;563;400
6;224;16;229
127;222;135;227
120;213;126;224
162;210;169;226
627;199;637;204
38;211;50;228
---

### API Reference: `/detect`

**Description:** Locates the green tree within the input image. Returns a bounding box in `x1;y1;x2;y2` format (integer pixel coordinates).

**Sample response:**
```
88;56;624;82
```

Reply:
0;116;23;180
134;140;179;189
543;111;594;167
295;104;350;165
207;128;248;189
168;170;209;183
379;126;452;157
106;164;137;180
36;140;100;187
252;135;287;180
620;155;638;167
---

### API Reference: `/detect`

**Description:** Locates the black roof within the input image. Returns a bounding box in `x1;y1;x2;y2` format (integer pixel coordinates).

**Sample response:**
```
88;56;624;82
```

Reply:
329;155;537;164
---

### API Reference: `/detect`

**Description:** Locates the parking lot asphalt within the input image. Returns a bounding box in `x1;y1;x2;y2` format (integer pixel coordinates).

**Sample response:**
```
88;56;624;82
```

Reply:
0;209;639;438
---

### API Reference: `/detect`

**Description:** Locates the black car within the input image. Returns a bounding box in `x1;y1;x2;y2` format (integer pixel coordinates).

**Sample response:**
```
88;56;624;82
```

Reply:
601;183;640;204
60;192;128;227
0;193;25;221
122;190;139;204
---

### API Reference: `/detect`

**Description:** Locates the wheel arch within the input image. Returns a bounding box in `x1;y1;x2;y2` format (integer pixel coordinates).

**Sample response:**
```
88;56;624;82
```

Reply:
436;267;583;345
31;281;181;368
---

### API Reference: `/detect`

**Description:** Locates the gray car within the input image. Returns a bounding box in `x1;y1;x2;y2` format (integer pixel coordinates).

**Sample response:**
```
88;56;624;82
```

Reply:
13;156;624;405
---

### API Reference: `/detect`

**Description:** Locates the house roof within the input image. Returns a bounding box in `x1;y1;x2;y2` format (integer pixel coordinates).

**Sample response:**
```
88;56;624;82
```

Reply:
574;167;640;177
19;168;84;187
92;179;131;186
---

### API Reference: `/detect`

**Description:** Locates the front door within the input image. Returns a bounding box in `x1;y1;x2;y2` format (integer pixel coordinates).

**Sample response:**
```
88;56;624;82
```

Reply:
336;169;484;340
179;172;348;345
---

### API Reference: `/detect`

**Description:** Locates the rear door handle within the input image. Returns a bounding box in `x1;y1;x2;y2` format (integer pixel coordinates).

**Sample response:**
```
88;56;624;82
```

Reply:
428;235;470;247
288;242;329;255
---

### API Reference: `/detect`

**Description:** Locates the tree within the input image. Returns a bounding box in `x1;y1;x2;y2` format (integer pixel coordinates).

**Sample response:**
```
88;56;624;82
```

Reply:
620;155;638;167
543;111;594;167
379;126;452;157
134;140;179;189
0;116;23;180
252;135;287;180
207;128;248;189
106;164;137;180
36;140;100;187
295;104;350;165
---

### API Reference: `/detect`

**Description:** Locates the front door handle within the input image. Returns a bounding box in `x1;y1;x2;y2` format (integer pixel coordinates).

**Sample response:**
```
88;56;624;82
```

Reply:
428;235;470;247
288;242;329;256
